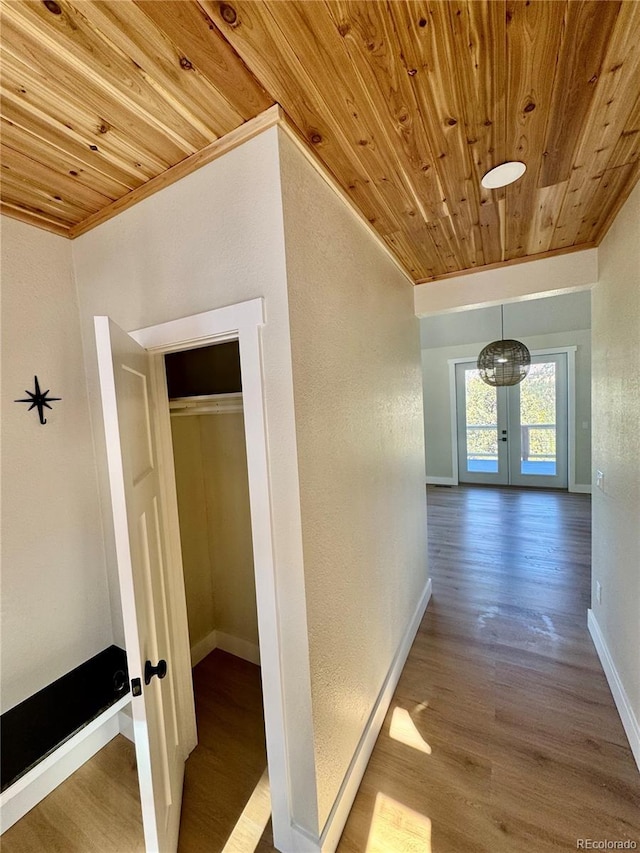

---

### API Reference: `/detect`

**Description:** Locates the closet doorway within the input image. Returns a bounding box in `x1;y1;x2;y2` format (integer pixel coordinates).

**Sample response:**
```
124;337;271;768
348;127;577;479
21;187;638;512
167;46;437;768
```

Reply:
164;341;270;851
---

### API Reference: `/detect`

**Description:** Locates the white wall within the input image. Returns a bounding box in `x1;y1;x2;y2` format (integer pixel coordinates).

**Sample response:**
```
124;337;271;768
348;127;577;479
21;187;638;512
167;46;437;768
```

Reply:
71;127;320;838
170;416;215;648
0;217;112;713
591;181;640;748
279;130;429;830
414;248;598;316
419;292;591;349
171;411;258;651
420;293;592;487
199;412;257;646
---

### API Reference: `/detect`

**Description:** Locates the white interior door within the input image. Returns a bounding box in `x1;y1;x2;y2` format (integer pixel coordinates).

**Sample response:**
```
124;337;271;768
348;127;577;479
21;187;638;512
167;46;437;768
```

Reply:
95;316;185;853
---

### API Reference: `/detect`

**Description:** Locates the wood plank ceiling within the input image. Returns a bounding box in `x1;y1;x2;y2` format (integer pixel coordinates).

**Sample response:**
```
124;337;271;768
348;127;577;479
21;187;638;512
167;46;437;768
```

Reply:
1;1;639;282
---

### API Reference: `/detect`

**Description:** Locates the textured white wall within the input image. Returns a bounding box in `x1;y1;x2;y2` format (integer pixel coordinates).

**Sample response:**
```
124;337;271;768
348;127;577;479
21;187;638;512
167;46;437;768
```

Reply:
591;181;640;725
279;131;429;829
71;127;319;834
414;248;598;316
419;291;591;349
170;412;258;649
1;217;112;713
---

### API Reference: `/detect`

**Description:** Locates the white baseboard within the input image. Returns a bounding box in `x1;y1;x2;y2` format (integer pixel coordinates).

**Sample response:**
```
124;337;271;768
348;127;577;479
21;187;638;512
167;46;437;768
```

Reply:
318;578;433;852
118;706;135;743
216;631;261;666
0;694;131;834
570;484;592;494
290;823;322;852
190;630;219;667
426;476;456;486
588;610;640;772
191;629;261;668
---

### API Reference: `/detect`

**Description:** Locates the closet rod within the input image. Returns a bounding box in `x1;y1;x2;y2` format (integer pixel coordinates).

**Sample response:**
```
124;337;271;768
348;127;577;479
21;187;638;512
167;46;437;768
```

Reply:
169;392;243;417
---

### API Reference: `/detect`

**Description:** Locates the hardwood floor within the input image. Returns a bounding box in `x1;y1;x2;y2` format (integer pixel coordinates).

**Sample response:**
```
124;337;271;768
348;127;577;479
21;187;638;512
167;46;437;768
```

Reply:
1;733;144;852
337;486;640;853
4;486;639;852
179;650;269;853
2;650;268;853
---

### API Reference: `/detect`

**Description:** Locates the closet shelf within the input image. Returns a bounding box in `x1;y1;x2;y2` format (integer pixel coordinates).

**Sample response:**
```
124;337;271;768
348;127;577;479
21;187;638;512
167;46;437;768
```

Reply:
169;393;243;416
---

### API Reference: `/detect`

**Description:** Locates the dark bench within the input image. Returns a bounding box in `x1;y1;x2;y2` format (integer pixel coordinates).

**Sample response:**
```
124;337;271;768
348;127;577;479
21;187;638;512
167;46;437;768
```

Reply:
1;645;129;792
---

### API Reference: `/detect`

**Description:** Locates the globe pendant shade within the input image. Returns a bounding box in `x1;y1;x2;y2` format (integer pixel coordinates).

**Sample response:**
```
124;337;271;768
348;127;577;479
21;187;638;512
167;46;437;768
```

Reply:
477;339;531;387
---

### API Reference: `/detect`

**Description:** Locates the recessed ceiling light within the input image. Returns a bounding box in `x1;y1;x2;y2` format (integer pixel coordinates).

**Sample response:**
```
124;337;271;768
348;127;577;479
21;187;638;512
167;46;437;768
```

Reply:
481;161;527;189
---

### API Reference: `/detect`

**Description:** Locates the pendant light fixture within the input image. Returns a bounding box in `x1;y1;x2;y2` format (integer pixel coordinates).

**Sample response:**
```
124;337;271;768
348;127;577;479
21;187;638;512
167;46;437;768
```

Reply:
477;305;531;387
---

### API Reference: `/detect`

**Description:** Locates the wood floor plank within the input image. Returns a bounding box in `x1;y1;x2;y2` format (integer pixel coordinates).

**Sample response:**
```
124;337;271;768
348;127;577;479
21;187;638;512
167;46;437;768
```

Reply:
178;650;268;853
337;485;640;853
0;733;145;853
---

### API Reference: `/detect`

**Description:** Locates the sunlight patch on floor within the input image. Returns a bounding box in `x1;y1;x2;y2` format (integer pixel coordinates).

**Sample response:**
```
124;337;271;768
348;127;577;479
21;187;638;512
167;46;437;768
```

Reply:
389;707;432;755
221;767;271;853
365;792;432;853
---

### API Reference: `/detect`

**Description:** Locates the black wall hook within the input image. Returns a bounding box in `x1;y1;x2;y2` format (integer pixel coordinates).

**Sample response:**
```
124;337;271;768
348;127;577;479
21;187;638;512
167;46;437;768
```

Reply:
15;376;61;425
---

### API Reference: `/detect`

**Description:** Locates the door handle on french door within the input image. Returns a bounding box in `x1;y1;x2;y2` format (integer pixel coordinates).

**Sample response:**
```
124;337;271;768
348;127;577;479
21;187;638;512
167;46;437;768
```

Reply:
144;659;168;685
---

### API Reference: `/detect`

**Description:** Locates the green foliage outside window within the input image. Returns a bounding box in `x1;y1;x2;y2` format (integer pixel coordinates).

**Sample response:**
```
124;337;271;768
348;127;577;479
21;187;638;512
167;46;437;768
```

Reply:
465;364;557;461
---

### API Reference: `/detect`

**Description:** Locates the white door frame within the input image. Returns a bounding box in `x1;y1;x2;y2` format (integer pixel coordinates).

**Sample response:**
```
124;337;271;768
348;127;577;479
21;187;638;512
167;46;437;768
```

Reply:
447;347;579;491
131;298;296;850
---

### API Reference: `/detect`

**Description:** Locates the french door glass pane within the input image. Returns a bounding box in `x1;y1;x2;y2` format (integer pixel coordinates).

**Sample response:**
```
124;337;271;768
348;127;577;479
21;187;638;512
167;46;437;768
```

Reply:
519;362;557;476
465;369;498;473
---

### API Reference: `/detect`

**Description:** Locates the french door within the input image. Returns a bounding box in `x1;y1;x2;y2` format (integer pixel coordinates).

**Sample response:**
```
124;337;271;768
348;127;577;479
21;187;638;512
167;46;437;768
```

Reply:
455;353;568;489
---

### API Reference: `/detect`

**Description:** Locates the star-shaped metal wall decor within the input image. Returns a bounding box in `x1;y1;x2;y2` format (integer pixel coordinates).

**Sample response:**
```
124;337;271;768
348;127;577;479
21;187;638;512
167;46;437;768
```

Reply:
14;376;61;425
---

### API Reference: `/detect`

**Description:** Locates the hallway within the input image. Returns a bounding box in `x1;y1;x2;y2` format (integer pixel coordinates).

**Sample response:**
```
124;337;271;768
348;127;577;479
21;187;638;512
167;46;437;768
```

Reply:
337;486;640;852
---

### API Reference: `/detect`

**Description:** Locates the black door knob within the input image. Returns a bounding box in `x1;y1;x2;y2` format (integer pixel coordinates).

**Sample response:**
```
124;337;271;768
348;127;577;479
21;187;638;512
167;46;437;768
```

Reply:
144;659;168;685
